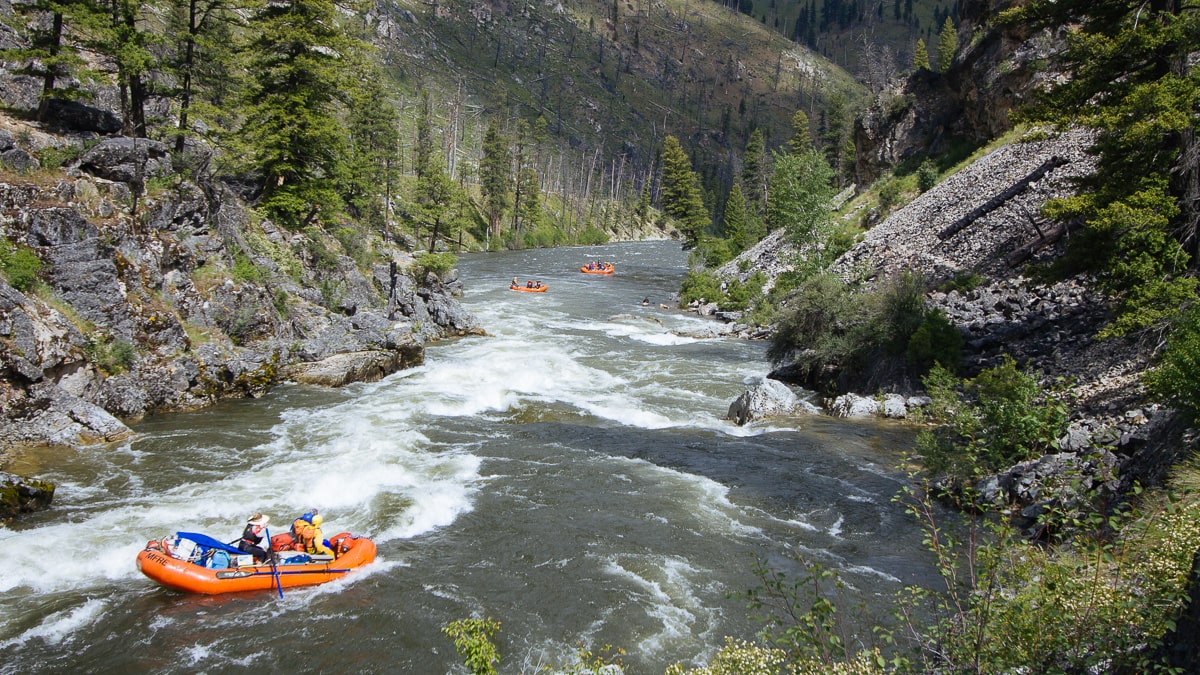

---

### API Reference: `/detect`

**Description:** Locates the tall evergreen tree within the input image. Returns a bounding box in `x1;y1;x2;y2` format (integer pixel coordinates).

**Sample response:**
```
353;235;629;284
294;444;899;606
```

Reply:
0;0;91;121
100;0;157;136
660;135;709;249
913;38;930;71
163;0;241;152
723;183;749;252
516;166;541;231
820;92;852;187
414;89;434;180
787;110;812;155
742;128;769;217
241;0;362;228
416;150;458;252
344;71;400;230
937;17;957;73
479;119;512;239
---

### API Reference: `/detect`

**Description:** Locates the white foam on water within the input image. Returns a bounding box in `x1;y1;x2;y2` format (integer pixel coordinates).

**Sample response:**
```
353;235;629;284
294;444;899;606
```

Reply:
828;515;845;538
843;565;902;584
596;553;724;657
602;454;763;540
0;598;107;649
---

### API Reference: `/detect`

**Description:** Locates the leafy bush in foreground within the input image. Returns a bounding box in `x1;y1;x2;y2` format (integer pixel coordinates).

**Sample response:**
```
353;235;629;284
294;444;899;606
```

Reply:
916;356;1068;479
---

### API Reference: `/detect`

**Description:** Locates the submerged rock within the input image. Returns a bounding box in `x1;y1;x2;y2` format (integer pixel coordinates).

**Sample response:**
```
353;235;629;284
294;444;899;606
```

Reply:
0;471;55;520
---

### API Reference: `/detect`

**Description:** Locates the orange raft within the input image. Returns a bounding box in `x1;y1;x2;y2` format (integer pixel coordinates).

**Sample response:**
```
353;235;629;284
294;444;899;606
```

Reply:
580;265;614;275
509;284;548;292
136;531;376;594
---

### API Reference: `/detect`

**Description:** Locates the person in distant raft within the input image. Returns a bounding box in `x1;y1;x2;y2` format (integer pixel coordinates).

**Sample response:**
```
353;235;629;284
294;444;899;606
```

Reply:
293;512;335;557
239;513;273;564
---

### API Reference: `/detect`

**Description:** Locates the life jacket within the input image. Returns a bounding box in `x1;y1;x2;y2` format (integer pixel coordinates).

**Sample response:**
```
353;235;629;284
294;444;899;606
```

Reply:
292;518;317;551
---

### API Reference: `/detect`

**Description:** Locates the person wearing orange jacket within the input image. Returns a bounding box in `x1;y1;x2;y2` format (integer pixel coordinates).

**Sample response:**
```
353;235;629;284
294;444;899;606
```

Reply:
294;513;335;557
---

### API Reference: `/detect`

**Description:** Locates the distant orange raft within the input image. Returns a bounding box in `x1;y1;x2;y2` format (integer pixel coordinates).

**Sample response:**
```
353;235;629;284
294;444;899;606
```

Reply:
510;284;548;292
580;265;614;274
136;530;376;594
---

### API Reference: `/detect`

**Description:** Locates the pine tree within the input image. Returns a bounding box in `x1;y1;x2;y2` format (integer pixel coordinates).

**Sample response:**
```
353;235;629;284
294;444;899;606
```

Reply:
742;129;769;217
820;92;852;187
0;0;92;121
343;71;400;231
163;0;243;152
1004;0;1200;335
516;166;541;230
913;38;930;72
937;17;957;73
242;0;362;228
723;183;748;253
416;150;458;252
479;119;512;239
788;110;813;155
414;89;434;181
660;135;709;249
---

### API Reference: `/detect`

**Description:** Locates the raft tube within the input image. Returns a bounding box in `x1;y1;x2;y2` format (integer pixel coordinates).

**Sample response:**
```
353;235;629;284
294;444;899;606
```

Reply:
136;531;376;594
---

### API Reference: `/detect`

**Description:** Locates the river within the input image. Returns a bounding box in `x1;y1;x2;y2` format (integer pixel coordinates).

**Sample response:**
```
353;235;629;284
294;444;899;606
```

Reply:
0;240;935;673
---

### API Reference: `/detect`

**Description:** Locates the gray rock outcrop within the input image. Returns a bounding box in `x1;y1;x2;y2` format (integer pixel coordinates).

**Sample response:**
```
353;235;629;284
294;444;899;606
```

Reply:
0;471;55;520
0;122;481;458
727;378;816;425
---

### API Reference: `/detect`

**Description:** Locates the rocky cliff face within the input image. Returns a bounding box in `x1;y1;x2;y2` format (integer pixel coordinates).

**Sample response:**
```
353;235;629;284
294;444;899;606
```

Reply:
854;0;1066;186
0;114;481;459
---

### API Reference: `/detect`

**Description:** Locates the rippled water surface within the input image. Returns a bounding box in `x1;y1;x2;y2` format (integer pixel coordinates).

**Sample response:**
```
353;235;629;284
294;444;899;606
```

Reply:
0;241;933;673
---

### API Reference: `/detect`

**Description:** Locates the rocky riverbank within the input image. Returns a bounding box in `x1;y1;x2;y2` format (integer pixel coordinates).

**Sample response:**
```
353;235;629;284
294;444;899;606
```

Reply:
0;112;482;491
715;124;1194;517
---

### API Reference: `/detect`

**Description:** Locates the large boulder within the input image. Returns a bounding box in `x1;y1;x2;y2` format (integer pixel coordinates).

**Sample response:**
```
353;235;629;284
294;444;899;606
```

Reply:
0;471;55;520
76;136;172;183
827;393;882;418
43;99;122;134
727;378;815;425
287;346;423;387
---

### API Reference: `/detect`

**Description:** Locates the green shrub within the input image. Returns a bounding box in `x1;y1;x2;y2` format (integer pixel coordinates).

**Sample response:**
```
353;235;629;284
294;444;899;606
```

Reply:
442;618;500;675
232;252;263;284
1145;306;1200;421
680;270;725;305
695;237;735;268
0;239;44;291
85;334;136;374
767;273;858;364
416;251;457;279
873;271;929;354
724;280;751;310
936;272;985;294
575;226;610;245
917;356;1069;478
768;270;808;303
891;471;1200;674
877;177;902;211
300;227;340;271
906;310;963;372
917;159;938;193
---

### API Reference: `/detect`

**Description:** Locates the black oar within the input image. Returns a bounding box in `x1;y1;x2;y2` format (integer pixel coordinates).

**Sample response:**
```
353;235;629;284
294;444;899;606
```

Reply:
264;526;284;598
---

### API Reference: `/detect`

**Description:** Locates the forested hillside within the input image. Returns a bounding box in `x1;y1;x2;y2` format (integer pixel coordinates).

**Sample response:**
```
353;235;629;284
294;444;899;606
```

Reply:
0;0;864;250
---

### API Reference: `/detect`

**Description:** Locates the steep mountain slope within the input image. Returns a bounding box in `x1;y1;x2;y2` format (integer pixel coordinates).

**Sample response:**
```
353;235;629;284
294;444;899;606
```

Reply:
366;0;865;173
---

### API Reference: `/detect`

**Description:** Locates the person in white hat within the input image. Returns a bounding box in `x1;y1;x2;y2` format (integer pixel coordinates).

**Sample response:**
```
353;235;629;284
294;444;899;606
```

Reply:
238;513;272;564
